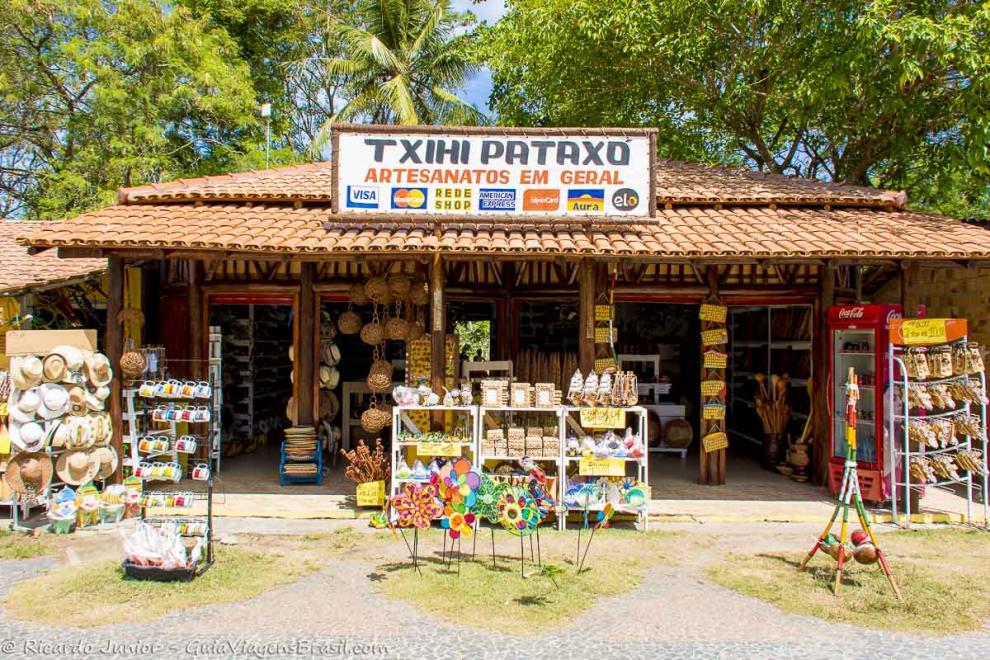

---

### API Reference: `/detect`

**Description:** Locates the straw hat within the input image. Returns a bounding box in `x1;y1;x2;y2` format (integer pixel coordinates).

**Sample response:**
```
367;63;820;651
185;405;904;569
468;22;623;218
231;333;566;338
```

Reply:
285;397;297;424
321;342;341;367
50;345;85;371
67;386;88;416
59;416;93;449
10;420;46;452
319;365;340;389
11;356;43;390
84;353;113;387
9;387;41;424
38;383;70;419
56;449;99;486
91;447;118;480
319;390;340;421
3;451;53;495
92;413;112;446
85;391;103;412
43;353;67;383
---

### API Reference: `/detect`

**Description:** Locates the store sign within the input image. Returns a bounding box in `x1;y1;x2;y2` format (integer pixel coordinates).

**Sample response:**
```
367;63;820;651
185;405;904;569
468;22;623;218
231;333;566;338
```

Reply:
356;480;386;506
890;318;968;346
416;442;462;457
579;408;626;429
331;126;656;218
579;457;626;477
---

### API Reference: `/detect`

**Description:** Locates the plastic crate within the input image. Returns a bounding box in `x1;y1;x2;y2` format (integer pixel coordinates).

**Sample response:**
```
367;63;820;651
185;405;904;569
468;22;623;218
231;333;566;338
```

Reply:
828;462;884;504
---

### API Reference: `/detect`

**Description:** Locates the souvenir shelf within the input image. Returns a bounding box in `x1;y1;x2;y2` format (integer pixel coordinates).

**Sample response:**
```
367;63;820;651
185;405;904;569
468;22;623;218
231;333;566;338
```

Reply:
127;375;216;575
728;305;813;447
888;324;989;527
389;405;479;499
477;406;565;506
279;426;322;486
559;405;649;531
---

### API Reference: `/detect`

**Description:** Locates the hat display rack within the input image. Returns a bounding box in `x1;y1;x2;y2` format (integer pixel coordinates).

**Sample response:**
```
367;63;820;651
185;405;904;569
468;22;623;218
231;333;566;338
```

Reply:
119;349;217;578
2;342;118;533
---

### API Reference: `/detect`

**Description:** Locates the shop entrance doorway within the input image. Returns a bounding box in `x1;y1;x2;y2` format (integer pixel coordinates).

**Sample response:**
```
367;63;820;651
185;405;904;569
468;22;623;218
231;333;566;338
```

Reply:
209;299;294;488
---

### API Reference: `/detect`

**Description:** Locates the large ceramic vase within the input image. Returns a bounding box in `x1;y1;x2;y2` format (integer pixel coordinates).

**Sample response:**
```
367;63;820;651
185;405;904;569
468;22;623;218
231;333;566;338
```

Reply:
762;432;783;469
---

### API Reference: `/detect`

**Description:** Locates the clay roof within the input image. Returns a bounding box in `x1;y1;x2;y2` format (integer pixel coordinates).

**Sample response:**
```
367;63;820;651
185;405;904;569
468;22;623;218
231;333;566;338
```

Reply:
118;160;904;209
18;204;990;260
0;221;105;295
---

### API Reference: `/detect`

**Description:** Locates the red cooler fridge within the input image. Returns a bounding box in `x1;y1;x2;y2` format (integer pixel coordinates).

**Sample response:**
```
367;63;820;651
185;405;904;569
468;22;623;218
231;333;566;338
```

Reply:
827;304;904;502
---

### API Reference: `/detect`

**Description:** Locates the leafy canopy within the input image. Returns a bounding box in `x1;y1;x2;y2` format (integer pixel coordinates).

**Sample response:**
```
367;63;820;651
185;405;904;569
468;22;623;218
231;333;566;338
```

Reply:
484;0;990;217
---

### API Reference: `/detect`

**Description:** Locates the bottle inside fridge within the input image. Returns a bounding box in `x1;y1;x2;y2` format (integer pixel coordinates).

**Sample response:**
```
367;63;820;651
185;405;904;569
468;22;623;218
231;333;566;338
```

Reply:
833;329;878;464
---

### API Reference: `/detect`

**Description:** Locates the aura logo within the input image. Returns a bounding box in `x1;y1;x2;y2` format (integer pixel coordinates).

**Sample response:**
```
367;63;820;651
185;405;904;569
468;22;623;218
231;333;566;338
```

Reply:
566;189;604;212
391;187;427;209
346;185;379;209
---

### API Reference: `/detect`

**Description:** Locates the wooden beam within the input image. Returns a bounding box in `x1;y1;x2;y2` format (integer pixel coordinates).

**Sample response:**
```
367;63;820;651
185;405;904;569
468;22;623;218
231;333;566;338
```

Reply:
296;263;316;426
578;260;595;374
188;259;204;379
106;257;124;484
699;266;726;486
814;260;836;486
430;254;446;428
900;261;921;317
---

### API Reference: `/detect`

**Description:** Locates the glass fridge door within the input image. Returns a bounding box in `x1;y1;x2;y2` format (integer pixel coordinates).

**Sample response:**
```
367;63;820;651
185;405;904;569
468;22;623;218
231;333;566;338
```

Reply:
832;329;878;464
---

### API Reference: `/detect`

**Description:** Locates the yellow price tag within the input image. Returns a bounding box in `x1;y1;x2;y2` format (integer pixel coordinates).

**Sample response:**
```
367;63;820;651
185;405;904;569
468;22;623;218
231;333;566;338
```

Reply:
579;457;626;477
356;480;386;507
579;408;626;429
416;442;463;457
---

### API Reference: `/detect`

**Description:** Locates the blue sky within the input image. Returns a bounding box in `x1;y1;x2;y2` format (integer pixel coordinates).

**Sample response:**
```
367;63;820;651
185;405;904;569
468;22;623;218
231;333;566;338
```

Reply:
452;0;508;115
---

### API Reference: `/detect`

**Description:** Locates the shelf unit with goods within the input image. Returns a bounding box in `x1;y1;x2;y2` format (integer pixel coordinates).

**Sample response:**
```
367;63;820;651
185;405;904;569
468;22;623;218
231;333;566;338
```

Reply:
618;354;690;460
560;405;649;531
728;305;813;448
127;371;216;576
477;406;564;517
389;405;479;499
887;319;988;527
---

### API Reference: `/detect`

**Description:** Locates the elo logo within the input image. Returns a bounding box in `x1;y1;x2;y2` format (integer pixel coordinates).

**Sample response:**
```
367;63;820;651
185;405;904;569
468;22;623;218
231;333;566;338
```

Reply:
611;188;639;212
391;187;427;210
346;185;379;209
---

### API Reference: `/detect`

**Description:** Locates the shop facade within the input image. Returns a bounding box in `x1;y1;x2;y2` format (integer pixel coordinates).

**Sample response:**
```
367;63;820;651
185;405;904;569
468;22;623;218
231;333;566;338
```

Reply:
18;126;990;500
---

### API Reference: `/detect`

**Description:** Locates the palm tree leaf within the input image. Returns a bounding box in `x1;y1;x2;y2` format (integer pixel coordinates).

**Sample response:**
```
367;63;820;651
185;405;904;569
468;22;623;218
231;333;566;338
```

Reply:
409;0;447;59
382;75;419;125
335;23;404;74
430;85;487;126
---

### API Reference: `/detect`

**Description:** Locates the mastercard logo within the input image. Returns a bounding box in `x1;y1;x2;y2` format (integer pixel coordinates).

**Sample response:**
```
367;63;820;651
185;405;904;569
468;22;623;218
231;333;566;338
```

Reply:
391;187;427;209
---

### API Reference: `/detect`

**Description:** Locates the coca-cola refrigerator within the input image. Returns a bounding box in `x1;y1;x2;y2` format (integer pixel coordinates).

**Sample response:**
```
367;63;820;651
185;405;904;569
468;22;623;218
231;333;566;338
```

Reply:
827;304;904;502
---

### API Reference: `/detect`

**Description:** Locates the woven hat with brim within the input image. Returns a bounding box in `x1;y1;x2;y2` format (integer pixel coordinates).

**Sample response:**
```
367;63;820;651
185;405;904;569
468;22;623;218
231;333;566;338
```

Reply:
67;386;87;416
321;342;341;367
9;387;41;424
324;367;340;389
10;420;46;452
43;353;67;383
84;352;113;387
91;447;118;480
319;390;340;421
85;391;103;412
50;345;85;372
38;383;70;419
56;449;99;486
3;451;54;495
91;413;112;446
11;356;43;390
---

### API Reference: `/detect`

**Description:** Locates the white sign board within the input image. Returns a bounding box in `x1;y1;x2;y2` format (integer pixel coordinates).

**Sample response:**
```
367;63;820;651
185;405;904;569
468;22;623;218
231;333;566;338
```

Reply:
331;127;656;218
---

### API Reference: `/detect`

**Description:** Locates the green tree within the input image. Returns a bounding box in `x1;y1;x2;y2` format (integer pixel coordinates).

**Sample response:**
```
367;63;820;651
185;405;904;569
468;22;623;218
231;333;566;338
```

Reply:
320;0;485;135
485;0;990;218
0;0;260;218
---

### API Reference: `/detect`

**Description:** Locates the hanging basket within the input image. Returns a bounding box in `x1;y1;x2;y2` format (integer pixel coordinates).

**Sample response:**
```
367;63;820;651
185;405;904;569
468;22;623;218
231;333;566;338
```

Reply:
119;351;147;380
360;321;384;346
338;310;362;335
364;277;390;305
406;321;426;341
387;274;412;300
360;404;389;433
349;282;370;306
385;317;409;341
367;359;393;392
409;282;429;306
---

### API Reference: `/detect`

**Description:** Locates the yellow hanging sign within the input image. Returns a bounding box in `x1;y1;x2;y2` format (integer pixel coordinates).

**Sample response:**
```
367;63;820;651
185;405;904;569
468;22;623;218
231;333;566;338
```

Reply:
579;457;626;477
702;432;728;453
890;318;967;346
579;408;627;429
356;480;386;506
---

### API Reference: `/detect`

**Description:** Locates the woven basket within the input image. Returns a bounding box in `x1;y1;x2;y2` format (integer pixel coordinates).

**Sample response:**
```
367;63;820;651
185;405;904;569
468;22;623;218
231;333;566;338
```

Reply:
366;359;393;392
338;310;362;335
701;328;728;346
385;317;409;341
120;351;147;379
360;405;388;433
387;274;411;300
349;282;370;306
406;321;426;341
360;321;384;345
701;379;726;397
662;419;694;449
364;277;390;304
409;282;429;306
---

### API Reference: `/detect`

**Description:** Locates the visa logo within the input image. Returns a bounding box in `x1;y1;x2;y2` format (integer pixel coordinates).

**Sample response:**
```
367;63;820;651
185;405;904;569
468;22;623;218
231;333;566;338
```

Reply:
347;185;379;209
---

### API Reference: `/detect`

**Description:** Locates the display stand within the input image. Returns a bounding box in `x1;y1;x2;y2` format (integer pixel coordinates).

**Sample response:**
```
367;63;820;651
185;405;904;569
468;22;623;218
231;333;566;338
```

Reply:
888;319;989;527
560;405;649;530
477;405;564;507
389;405;479;499
130;372;217;575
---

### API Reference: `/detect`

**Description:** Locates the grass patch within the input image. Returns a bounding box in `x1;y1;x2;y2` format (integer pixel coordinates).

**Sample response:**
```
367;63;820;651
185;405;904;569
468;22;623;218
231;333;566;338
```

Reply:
707;528;990;634
4;546;319;627
374;528;673;634
0;531;51;560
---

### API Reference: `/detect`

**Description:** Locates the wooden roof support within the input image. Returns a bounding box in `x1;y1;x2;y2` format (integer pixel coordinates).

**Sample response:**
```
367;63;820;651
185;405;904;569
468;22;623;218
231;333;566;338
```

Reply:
106;256;124;484
296;262;316;426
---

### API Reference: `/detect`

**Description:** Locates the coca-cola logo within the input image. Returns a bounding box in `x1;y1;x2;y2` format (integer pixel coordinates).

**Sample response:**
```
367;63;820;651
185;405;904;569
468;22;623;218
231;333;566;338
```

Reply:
838;307;865;319
886;310;902;323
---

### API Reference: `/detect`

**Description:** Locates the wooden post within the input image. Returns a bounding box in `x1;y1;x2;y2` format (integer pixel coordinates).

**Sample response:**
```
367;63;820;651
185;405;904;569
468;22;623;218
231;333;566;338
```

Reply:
430;255;445;428
578;260;595;374
188;259;204;379
297;262;316;426
107;257;124;484
901;261;920;317
814;260;837;485
700;266;726;485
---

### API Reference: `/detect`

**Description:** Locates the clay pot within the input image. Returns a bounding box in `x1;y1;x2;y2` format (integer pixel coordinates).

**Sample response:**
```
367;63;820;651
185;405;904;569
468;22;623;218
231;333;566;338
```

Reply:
789;443;810;468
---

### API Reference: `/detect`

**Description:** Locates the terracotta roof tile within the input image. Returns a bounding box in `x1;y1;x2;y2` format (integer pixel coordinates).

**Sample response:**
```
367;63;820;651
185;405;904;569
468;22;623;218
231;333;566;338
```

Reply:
18;204;990;260
0;221;105;295
118;160;904;208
